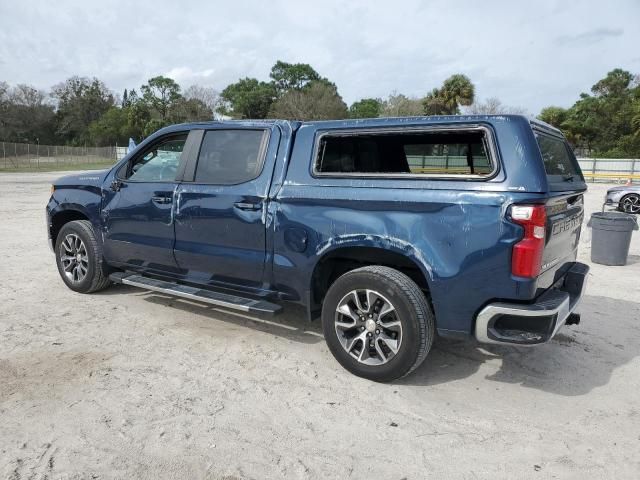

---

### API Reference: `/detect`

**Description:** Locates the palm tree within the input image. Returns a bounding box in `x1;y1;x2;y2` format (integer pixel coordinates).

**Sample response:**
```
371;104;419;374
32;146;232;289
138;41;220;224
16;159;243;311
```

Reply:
423;74;475;115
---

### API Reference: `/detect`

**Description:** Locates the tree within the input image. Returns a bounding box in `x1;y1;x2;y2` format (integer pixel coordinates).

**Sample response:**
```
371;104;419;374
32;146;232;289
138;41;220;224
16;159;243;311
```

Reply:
127;100;151;139
423;74;475;115
51;76;114;144
184;85;221;115
220;78;276;119
466;97;527;115
269;61;322;96
87;106;136;146
173;97;213;122
140;76;182;122
0;82;56;143
538;69;640;157
538;106;568;128
349;98;382;118
379;93;423;117
591;68;634;97
268;81;348;120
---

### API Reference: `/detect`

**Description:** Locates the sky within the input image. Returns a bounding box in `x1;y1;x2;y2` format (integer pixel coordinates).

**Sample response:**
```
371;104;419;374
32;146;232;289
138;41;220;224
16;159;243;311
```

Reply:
0;0;638;114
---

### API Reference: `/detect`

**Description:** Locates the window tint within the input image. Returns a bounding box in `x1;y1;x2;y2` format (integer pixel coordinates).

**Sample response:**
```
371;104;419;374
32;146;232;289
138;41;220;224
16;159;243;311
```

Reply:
195;129;268;184
536;133;581;179
316;130;492;176
127;134;187;182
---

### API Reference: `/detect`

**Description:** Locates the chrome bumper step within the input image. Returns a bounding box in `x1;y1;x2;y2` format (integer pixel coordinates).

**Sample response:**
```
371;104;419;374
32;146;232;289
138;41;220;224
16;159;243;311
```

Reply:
474;262;589;346
109;272;281;315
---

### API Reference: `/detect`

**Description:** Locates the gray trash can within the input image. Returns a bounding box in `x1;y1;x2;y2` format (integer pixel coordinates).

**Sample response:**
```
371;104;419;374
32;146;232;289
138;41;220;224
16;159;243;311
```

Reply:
588;212;638;266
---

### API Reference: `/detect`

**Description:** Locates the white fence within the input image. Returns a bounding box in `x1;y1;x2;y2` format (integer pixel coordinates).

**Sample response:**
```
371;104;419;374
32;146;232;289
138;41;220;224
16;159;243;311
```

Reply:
577;158;639;183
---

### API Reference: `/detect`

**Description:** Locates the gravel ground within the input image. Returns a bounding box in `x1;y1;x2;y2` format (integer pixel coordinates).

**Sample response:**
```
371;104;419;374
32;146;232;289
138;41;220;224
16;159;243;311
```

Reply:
1;172;639;480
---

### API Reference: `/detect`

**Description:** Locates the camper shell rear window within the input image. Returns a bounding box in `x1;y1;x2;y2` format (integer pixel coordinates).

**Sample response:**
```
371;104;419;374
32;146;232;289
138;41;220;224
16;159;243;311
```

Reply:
535;132;585;190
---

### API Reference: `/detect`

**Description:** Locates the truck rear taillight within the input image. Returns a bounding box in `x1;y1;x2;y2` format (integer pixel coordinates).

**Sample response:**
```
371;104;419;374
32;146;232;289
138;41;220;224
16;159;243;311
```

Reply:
510;205;546;278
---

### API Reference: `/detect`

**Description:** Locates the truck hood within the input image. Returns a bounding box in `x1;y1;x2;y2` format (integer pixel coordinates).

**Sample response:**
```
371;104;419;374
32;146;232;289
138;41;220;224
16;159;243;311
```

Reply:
53;169;110;188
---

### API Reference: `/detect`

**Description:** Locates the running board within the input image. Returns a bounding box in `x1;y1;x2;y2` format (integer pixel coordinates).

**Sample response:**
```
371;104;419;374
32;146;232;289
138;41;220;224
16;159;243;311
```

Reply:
109;273;281;315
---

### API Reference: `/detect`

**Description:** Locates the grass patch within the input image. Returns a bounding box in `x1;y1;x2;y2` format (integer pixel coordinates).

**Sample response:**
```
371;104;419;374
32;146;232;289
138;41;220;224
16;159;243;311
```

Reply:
0;161;116;173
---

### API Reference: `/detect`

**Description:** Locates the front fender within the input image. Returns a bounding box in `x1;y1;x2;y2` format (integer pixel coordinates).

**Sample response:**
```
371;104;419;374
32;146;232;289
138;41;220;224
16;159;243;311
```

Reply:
46;186;104;245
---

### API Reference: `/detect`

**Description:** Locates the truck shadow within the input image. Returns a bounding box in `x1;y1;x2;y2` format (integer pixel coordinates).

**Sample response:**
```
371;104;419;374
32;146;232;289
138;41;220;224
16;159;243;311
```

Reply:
401;294;640;396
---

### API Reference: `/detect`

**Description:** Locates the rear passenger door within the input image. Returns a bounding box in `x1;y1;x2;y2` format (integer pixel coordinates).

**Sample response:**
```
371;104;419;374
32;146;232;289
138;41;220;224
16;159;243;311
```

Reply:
173;126;280;288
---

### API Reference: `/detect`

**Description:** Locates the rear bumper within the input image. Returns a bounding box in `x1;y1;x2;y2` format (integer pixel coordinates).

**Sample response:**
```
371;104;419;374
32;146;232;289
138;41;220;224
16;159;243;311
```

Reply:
474;262;589;345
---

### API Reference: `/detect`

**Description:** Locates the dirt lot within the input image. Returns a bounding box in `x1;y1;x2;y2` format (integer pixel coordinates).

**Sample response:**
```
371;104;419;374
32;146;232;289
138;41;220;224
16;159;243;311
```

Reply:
1;172;639;479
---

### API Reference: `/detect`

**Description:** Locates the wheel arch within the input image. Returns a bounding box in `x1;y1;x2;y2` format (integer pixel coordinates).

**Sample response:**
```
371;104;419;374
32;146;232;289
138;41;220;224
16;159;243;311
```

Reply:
309;244;434;318
50;207;91;246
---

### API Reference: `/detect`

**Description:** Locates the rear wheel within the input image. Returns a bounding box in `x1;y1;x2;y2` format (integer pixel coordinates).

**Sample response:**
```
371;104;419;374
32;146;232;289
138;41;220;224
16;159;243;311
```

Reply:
620;194;640;214
55;220;112;293
321;266;434;382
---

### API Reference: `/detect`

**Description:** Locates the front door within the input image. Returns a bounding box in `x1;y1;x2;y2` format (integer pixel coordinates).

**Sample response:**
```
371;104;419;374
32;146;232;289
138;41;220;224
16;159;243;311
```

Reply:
173;127;279;289
102;132;189;273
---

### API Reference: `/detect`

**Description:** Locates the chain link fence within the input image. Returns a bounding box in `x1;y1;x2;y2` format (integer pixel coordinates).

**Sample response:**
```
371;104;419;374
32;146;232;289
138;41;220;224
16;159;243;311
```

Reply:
0;141;117;171
0;140;639;182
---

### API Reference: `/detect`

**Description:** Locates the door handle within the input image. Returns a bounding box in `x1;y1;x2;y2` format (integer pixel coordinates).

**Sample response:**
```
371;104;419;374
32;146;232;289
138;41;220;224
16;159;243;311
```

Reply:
152;195;172;204
234;202;262;211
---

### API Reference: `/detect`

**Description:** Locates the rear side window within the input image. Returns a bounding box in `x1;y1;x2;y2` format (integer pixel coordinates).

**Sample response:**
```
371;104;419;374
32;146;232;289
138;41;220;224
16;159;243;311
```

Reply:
315;129;493;177
535;133;583;185
194;129;269;184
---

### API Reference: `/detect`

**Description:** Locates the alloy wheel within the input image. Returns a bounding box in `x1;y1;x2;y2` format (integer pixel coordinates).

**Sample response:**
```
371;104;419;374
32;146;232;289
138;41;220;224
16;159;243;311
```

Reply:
59;233;89;283
622;195;640;214
334;289;402;366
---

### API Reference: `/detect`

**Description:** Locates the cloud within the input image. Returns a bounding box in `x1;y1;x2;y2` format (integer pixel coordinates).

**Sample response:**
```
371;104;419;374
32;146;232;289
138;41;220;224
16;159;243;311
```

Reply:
0;0;638;114
163;67;217;87
555;28;624;46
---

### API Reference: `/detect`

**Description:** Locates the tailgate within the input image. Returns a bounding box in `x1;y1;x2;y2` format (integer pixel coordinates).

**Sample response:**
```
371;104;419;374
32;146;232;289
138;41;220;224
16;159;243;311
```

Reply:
539;193;584;286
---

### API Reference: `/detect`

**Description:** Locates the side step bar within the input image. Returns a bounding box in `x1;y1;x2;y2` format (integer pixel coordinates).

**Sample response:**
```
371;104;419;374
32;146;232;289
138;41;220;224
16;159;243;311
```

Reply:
109;272;282;315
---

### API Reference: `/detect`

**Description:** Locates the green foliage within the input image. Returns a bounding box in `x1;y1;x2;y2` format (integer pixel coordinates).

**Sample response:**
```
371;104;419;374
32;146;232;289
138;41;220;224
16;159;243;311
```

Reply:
268;81;348;120
143;119;167;137
140;76;182;122
0;83;56;143
538;106;568;128
51;76;115;144
269;61;322;96
220;77;276;119
423;74;475;115
380;93;423;117
6;63;638;159
538;69;640;157
349;98;382;119
87;106;135;146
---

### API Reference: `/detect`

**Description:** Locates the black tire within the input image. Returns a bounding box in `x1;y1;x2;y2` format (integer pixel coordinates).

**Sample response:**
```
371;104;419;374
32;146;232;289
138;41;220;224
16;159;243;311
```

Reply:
619;193;640;214
55;220;112;293
321;266;435;382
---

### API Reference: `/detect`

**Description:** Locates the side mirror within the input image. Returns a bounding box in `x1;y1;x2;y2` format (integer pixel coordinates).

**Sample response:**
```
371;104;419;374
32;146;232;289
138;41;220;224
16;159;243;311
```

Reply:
110;179;122;192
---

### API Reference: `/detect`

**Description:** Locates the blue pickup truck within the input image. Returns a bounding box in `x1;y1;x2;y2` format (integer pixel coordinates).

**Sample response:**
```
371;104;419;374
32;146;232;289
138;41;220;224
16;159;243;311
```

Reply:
46;115;589;381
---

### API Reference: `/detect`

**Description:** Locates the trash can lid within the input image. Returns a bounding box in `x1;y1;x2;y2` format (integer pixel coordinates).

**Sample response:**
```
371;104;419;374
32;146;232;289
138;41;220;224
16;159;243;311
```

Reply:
591;212;637;222
588;211;639;230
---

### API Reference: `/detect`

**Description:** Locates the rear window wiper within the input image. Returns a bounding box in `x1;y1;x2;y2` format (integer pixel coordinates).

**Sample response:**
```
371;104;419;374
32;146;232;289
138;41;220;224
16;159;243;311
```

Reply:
562;174;575;182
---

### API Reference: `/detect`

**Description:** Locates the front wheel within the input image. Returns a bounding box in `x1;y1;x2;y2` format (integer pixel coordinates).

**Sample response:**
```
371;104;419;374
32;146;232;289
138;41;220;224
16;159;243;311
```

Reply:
321;266;435;382
55;220;112;293
620;194;640;214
